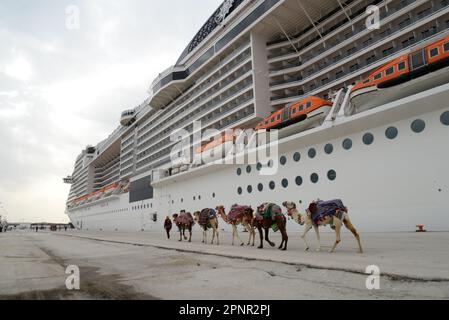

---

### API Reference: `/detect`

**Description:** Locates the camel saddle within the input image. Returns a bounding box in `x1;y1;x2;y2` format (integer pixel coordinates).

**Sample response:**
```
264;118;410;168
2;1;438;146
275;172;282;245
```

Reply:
228;204;251;222
175;212;194;226
256;203;283;221
308;199;347;226
199;208;217;227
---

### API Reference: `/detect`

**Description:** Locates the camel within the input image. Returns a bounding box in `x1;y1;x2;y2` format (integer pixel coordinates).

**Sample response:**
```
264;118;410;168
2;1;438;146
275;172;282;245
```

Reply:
193;209;220;245
254;203;288;251
216;205;256;246
283;201;363;253
172;211;194;242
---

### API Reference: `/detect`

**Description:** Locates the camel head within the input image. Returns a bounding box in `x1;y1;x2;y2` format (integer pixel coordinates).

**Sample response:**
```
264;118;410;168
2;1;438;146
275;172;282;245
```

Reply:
193;211;200;222
215;206;225;216
257;203;268;214
282;201;306;225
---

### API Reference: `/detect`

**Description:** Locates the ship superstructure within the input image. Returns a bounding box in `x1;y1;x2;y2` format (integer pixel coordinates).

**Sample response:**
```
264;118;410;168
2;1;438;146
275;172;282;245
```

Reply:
65;0;449;232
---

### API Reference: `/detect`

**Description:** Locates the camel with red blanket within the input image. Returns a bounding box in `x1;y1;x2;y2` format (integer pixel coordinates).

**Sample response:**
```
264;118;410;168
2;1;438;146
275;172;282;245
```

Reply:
283;201;363;253
193;209;219;245
254;203;288;251
172;211;194;242
215;205;255;246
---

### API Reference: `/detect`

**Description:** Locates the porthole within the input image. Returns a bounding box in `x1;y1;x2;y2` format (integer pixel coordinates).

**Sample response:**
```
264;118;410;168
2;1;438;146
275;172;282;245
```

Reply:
327;170;337;181
411;119;425;133
308;148;316;159
280;156;287;166
342;138;353;150
282;179;289;188
324;144;334;154
269;181;276;190
237;168;242;176
212;193;216;198
295;176;303;186
363;133;374;145
193;196;196;201
198;195;201;200
384;127;398;139
246;165;252;174
237;187;243;195
440;111;449;126
258;183;264;192
311;173;319;184
257;163;262;171
181;199;183;203
247;185;253;194
293;152;301;162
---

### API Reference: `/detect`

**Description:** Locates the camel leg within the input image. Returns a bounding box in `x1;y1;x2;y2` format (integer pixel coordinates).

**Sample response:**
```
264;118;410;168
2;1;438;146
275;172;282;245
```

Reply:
232;225;244;246
344;217;363;254
301;224;312;251
265;228;275;247
179;228;182;242
279;227;288;251
215;225;220;245
188;227;192;242
231;225;236;246
243;222;252;246
329;219;342;253
257;226;264;249
313;225;322;252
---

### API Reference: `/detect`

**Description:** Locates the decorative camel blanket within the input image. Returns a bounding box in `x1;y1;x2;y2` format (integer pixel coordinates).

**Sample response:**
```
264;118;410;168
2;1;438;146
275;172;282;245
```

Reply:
256;203;283;221
199;208;217;226
175;212;194;226
228;204;250;222
309;199;347;226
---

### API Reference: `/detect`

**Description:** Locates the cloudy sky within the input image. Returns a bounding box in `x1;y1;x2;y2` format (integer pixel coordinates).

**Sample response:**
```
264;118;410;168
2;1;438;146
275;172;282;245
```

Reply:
0;0;223;223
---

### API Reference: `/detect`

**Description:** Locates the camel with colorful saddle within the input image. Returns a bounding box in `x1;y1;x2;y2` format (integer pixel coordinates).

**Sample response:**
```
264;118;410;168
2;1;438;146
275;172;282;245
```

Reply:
283;200;363;253
216;205;256;246
193;208;220;245
172;211;195;242
254;203;288;251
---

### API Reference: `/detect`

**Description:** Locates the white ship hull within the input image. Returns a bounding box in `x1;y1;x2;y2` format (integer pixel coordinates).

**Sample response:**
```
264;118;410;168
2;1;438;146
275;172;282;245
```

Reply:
68;84;449;233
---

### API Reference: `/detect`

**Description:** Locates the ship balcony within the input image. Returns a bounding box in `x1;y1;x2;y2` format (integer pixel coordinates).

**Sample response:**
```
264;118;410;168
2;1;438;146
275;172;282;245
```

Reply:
120;110;136;126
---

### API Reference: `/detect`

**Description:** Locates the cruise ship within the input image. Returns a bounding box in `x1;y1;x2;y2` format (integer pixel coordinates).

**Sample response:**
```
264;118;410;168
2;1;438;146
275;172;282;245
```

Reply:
64;0;449;233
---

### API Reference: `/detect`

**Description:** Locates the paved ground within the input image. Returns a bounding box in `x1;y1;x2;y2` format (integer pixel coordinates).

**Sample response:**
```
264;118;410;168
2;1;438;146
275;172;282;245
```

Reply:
1;230;448;300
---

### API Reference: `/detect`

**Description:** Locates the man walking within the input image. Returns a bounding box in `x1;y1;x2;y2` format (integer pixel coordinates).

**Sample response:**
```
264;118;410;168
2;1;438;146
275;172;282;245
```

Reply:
164;216;172;239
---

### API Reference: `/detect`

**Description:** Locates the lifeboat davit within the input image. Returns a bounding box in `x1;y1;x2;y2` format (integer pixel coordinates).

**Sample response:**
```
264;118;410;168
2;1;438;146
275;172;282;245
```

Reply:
350;35;449;113
195;132;235;164
255;96;332;138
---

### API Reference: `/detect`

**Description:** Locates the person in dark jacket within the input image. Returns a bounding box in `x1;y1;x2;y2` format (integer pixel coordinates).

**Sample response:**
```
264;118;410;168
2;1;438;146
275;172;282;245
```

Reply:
164;216;172;239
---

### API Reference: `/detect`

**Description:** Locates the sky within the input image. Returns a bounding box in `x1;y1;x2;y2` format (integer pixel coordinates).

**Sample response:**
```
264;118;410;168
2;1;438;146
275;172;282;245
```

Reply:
0;0;223;223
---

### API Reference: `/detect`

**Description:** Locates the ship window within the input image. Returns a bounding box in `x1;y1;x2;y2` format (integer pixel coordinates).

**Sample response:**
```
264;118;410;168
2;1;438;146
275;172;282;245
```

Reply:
271;118;275;123
324;144;334;154
343;138;353;150
258;183;264;192
237;168;242;176
429;47;439;58
444;42;449;52
282;179;289;188
308;148;316;159
293;152;301;162
198;195;201;200
374;73;382;80
411;119;426;133
441;111;449;125
385;127;398;139
327;170;337;181
296;176;303;186
247;185;253;194
277;115;281;120
292;108;297;114
306;102;312;108
269;181;276;190
398;62;406;71
246;165;252;173
311;173;319;184
193;196;196;201
237;187;243;195
212;193;216;198
363;133;374;145
299;105;304;111
280;156;287;165
257;162;262;171
385;67;394;76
